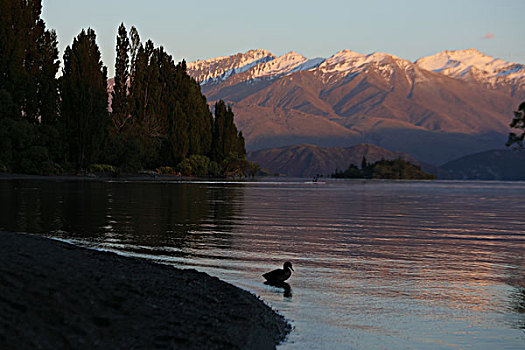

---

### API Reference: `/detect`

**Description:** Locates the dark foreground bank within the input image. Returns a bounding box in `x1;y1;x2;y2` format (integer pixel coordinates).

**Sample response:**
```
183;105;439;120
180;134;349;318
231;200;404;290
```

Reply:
0;231;290;349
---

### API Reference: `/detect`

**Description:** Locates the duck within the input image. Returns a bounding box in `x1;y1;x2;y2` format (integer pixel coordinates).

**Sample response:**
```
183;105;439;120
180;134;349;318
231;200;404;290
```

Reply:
262;261;294;283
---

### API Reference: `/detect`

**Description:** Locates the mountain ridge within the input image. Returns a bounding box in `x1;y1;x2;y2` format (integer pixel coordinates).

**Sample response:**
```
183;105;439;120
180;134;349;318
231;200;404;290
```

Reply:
415;49;525;95
248;143;525;180
187;48;523;165
247;143;429;178
188;48;525;93
441;149;525;180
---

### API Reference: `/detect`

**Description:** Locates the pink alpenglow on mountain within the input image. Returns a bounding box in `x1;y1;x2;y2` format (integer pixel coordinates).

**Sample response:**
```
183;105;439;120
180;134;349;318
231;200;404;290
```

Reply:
186;49;524;165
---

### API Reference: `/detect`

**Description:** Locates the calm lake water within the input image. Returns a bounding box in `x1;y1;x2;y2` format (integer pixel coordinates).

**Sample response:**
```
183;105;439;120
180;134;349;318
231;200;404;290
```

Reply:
1;178;524;349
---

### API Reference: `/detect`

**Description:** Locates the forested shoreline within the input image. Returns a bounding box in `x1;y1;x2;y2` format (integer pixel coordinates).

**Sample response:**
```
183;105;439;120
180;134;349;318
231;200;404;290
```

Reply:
1;1;253;177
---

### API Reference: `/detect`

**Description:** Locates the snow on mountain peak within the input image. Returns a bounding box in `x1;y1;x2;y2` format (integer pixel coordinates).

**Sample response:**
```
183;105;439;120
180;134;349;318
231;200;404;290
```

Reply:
415;49;525;90
332;49;364;58
187;48;525;94
318;50;408;76
416;49;516;76
187;49;276;83
282;51;303;59
188;49;273;67
248;51;309;79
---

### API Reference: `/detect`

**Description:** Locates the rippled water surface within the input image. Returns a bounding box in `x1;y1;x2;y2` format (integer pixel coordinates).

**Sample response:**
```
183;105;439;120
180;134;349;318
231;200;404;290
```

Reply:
1;178;524;349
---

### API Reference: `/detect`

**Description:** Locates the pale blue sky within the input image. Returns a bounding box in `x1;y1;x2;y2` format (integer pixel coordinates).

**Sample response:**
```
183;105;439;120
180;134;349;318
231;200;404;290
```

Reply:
42;0;525;76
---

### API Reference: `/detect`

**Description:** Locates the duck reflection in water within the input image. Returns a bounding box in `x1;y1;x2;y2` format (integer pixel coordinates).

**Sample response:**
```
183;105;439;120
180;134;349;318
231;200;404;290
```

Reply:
264;281;292;298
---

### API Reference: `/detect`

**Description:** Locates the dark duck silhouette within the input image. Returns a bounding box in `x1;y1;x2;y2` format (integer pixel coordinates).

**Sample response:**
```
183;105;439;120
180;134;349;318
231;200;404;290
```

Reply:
262;261;294;283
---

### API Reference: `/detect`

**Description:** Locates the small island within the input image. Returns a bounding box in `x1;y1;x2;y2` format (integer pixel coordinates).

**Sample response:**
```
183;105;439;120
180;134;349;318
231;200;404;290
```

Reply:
332;157;435;180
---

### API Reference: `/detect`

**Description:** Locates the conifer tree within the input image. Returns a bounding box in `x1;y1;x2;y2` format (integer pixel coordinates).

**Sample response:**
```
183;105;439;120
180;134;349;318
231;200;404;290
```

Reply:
36;29;60;126
169;102;189;161
129;26;141;77
507;101;525;149
61;29;108;170
111;23;130;132
174;60;212;156
142;44;163;137
237;131;246;158
129;40;154;129
0;0;60;173
211;100;245;163
128;43;146;129
0;0;59;124
361;156;368;169
224;105;236;155
211;101;227;162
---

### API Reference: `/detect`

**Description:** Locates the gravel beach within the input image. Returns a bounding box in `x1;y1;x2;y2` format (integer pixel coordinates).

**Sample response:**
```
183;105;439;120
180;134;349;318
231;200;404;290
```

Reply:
0;231;290;349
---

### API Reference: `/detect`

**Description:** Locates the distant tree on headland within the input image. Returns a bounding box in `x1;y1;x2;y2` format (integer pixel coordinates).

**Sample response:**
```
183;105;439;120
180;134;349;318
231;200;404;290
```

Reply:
507;101;525;149
332;158;435;180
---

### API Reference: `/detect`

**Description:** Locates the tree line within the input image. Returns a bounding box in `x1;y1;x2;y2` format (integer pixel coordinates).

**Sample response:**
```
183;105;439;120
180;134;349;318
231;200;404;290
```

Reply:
0;0;251;177
332;157;435;180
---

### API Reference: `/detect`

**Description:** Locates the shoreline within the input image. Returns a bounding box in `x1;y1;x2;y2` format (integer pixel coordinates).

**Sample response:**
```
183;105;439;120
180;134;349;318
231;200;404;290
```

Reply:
0;172;197;182
0;172;269;182
0;231;290;349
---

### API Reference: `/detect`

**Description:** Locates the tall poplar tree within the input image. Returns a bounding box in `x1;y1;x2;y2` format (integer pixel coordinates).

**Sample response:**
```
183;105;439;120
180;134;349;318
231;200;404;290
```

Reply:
0;0;60;173
129;26;141;77
236;130;246;158
0;0;59;124
61;29;108;170
111;23;130;132
211;100;245;163
173;60;212;157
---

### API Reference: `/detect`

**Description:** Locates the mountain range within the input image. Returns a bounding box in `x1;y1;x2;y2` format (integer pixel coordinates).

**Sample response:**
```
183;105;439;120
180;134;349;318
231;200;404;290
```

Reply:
187;48;525;166
440;149;525;180
247;143;423;178
247;143;525;180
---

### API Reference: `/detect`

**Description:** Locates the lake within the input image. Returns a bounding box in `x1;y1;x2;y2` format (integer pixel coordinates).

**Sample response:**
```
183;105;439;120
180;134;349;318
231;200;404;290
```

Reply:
1;178;524;349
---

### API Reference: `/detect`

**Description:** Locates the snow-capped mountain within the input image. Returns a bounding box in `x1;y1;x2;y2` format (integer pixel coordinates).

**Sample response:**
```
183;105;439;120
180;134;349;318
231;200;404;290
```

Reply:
186;49;524;164
316;50;409;75
186;49;275;84
246;51;308;79
188;48;525;95
415;49;525;95
188;50;325;84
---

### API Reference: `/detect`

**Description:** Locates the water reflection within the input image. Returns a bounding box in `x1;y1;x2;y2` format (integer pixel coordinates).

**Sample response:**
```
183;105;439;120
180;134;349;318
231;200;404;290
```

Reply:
2;179;525;348
507;271;525;330
0;180;244;257
514;288;525;311
264;281;293;299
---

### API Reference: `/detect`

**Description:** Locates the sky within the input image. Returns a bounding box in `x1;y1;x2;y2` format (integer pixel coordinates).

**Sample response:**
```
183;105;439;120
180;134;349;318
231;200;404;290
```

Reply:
42;0;525;77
